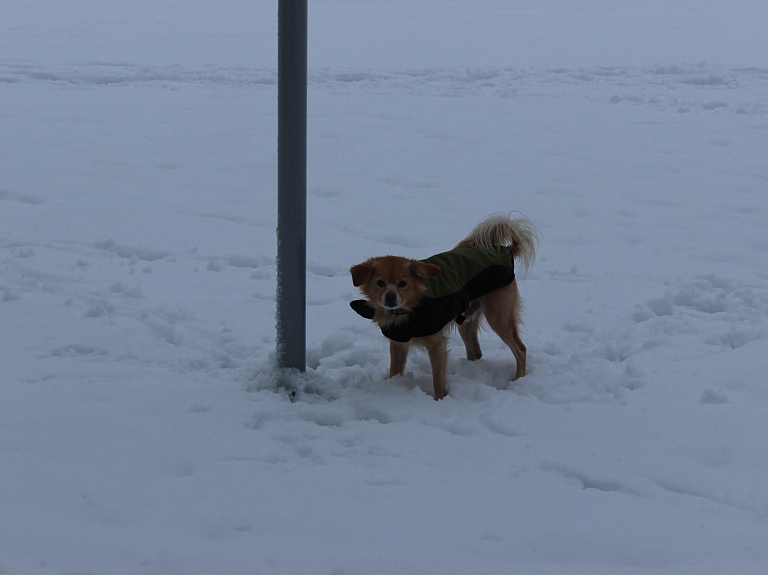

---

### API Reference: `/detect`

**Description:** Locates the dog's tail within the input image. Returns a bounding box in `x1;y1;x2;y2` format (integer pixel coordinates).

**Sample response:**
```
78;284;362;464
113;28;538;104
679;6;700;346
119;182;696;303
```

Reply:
455;212;539;276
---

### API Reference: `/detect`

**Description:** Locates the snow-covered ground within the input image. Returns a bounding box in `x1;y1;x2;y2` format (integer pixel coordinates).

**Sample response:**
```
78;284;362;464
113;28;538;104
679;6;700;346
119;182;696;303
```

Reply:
2;1;768;573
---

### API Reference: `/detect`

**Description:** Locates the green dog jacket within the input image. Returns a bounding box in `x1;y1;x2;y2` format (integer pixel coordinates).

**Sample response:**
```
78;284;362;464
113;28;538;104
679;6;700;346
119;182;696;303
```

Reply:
350;246;515;342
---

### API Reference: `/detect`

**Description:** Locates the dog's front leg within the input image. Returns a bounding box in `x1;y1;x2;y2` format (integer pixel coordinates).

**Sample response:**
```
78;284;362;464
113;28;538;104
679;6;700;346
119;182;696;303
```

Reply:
389;340;410;378
423;334;449;400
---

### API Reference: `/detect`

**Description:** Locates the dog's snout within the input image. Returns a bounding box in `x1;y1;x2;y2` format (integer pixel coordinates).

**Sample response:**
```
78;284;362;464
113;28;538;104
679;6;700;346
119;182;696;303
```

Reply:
384;291;398;308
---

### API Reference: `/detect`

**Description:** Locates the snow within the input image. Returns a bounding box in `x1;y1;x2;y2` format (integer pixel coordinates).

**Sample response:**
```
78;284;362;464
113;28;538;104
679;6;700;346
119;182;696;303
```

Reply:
2;1;768;573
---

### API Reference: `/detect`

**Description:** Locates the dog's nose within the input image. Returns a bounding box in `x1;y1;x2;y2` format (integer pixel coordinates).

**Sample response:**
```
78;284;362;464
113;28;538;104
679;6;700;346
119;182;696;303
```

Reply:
384;292;398;308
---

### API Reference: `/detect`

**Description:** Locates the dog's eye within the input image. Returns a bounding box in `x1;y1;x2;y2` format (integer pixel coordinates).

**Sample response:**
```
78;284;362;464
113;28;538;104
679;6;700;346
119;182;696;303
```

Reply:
398;281;408;288
376;280;386;288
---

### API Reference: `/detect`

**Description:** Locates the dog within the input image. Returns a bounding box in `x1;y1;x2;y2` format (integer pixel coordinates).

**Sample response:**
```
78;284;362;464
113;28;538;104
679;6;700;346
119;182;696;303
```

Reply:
350;213;538;400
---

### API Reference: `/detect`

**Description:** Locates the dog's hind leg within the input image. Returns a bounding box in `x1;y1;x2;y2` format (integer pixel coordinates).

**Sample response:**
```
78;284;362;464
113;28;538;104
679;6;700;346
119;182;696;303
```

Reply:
389;340;410;378
458;316;482;361
483;282;527;380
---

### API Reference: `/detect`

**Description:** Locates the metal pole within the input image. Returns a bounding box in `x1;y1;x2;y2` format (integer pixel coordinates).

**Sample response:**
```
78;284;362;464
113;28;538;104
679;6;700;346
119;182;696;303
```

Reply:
276;0;307;372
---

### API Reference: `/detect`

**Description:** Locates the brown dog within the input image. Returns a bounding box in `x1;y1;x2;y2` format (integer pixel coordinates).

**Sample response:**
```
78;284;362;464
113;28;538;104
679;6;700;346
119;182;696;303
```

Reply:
350;213;538;400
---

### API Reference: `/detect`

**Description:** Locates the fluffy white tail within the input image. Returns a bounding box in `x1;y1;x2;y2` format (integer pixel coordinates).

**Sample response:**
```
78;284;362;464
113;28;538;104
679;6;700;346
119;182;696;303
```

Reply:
455;212;539;276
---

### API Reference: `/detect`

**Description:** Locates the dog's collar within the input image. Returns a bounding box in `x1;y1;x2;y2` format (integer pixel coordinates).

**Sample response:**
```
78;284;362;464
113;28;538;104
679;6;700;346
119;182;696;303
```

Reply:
350;300;410;320
387;308;410;316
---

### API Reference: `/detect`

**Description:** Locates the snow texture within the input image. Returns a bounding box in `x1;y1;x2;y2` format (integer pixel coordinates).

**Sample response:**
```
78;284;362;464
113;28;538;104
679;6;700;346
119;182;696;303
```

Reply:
2;1;768;574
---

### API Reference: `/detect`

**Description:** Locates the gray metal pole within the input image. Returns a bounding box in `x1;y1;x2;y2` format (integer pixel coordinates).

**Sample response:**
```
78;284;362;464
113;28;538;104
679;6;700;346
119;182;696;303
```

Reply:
276;0;307;372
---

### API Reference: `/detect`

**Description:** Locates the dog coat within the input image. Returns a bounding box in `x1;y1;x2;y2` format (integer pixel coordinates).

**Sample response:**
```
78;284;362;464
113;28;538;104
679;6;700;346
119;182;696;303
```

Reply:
350;246;516;342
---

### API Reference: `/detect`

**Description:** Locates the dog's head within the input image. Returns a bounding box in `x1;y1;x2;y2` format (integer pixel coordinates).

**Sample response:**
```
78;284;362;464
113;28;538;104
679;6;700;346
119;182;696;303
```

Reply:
350;256;441;315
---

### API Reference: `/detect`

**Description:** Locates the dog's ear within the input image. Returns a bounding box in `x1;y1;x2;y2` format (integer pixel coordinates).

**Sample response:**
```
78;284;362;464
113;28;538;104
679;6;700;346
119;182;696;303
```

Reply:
350;260;376;287
410;261;441;281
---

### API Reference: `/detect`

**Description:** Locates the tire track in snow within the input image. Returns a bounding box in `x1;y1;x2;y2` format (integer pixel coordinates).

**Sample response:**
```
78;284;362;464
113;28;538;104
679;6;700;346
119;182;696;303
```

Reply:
2;62;767;114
